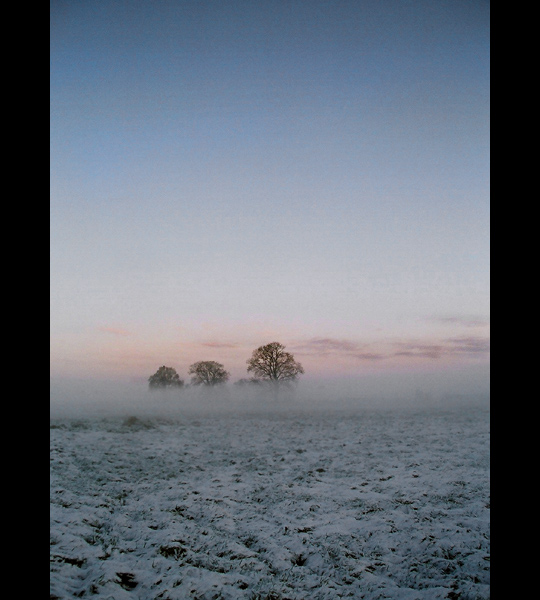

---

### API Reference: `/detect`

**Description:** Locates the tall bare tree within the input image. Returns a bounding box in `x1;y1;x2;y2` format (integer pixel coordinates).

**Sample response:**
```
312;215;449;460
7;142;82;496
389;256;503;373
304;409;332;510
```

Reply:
188;361;230;386
246;342;304;384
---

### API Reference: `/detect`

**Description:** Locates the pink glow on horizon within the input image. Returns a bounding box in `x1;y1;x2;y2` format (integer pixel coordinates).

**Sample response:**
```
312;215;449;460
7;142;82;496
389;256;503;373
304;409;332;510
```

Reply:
50;329;490;384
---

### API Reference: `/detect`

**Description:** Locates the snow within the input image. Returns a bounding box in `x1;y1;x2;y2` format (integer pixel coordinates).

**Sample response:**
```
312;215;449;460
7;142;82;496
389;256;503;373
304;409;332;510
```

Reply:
50;403;489;599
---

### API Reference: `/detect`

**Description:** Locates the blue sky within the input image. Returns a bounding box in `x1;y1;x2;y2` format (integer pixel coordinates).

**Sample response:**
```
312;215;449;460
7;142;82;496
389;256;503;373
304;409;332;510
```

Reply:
50;0;490;395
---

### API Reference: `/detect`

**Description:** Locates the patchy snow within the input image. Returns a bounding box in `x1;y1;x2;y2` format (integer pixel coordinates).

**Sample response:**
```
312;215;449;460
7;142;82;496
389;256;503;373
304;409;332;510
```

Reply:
50;404;489;599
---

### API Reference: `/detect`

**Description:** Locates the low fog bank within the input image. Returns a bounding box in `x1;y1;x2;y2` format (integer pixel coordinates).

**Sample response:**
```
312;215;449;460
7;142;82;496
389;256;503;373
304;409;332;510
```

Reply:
50;375;489;422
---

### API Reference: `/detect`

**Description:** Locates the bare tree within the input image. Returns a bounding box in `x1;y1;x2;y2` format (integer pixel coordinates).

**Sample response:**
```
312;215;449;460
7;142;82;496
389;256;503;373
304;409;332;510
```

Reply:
246;342;304;385
188;361;230;386
148;366;184;390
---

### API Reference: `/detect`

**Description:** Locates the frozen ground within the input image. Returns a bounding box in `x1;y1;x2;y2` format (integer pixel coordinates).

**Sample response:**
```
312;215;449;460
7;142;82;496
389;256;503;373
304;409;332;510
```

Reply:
50;403;489;599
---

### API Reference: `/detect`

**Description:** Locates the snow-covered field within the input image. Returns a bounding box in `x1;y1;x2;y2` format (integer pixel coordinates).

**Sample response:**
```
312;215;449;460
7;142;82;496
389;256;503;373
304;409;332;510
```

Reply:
50;402;489;599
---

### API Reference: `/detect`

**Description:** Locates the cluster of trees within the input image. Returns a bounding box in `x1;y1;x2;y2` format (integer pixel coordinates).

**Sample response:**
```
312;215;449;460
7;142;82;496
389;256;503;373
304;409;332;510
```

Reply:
148;342;304;390
147;362;228;389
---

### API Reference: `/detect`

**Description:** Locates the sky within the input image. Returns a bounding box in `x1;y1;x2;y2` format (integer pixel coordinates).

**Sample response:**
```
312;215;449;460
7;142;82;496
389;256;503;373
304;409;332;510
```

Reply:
50;0;490;399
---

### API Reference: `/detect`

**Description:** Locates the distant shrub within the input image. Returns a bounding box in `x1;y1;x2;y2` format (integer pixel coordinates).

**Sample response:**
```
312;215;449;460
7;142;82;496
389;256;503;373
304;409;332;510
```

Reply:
122;416;153;430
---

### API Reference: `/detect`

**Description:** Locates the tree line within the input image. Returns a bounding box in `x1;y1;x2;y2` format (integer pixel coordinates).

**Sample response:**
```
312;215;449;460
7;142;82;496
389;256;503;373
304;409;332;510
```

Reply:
148;342;304;390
